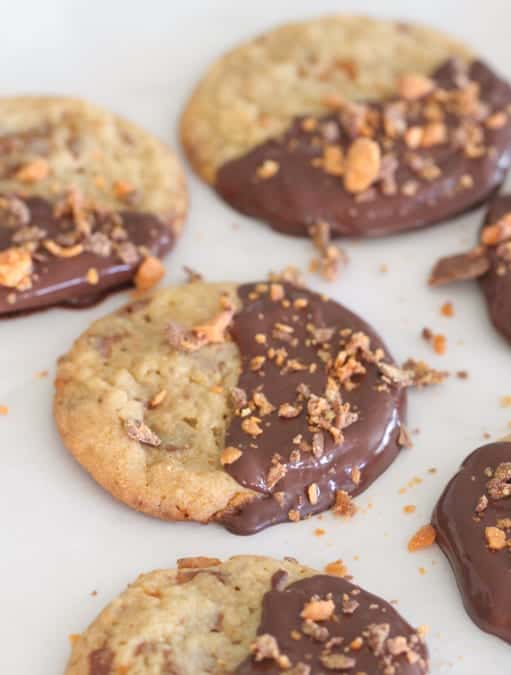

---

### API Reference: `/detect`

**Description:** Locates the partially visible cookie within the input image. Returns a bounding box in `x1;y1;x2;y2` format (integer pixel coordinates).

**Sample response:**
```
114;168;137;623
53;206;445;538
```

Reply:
432;436;511;644
182;15;472;183
182;16;511;238
55;281;441;534
0;96;187;314
65;555;429;675
429;194;511;344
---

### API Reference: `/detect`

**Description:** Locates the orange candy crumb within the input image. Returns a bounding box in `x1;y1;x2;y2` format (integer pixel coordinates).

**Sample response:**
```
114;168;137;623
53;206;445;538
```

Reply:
0;406;8;416
134;256;165;291
408;524;437;552
433;334;447;355
403;505;416;514
440;301;454;317
324;559;348;577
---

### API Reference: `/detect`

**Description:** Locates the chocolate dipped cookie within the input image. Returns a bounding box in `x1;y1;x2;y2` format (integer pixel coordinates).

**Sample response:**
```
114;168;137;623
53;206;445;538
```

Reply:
182;15;511;238
430;193;511;344
54;281;444;534
0;96;187;314
433;437;511;643
65;555;429;675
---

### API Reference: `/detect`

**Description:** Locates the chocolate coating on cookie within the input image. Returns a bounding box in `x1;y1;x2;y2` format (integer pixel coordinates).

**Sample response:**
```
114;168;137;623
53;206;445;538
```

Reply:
433;442;511;643
222;283;406;534
216;60;511;238
234;574;428;674
429;193;511;344
478;195;511;343
0;196;173;314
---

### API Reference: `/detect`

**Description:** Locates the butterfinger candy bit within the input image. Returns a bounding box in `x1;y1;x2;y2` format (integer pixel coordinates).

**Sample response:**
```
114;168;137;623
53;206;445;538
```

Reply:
429;247;490;286
408;524;437;552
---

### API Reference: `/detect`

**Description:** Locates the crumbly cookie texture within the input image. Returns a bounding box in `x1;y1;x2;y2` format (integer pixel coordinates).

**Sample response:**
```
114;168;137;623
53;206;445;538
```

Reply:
65;556;314;675
54;282;255;523
181;14;472;182
0;96;187;227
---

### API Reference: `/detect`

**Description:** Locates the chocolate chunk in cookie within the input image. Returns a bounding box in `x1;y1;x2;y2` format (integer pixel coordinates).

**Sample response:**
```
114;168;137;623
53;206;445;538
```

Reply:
433;438;511;643
0;97;187;315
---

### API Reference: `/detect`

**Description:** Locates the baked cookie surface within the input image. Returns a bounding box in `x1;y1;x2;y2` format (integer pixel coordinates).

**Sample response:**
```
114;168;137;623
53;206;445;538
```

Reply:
432;437;511;644
55;280;421;534
65;555;429;675
182;16;511;238
0;96;187;314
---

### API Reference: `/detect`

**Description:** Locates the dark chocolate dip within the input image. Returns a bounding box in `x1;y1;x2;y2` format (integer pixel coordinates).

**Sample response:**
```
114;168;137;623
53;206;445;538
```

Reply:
221;283;406;534
0;196;173;315
479;195;511;343
433;441;511;644
234;574;428;674
217;60;511;238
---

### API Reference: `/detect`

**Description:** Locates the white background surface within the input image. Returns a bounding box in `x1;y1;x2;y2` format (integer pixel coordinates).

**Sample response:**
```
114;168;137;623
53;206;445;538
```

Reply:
1;1;511;672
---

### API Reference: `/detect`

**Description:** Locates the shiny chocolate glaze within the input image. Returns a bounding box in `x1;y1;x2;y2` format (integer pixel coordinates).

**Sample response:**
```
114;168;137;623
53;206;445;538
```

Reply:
221;283;406;535
0;196;173;315
234;574;428;674
433;442;511;644
479;195;511;343
216;60;511;238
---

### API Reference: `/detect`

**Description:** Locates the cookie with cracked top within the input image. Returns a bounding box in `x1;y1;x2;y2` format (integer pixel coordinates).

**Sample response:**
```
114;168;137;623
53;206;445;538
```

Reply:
55;280;445;534
0;96;187;315
182;15;511;238
65;555;429;675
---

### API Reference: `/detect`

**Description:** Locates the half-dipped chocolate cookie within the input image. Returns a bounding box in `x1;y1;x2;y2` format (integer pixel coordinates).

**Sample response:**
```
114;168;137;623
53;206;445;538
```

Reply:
65;555;429;674
433;437;511;643
55;280;445;534
181;16;511;238
0;96;187;314
429;194;511;344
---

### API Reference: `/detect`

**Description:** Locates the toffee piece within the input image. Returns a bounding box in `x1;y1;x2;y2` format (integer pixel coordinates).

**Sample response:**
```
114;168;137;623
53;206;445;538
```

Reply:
429;194;511;344
0;97;187;314
433;439;511;643
55;281;446;533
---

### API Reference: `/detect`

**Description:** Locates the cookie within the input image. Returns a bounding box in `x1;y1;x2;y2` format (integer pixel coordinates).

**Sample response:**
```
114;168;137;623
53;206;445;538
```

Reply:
65;555;429;675
432;437;511;644
55;280;445;534
429;194;511;344
182;16;511;238
0;96;187;314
